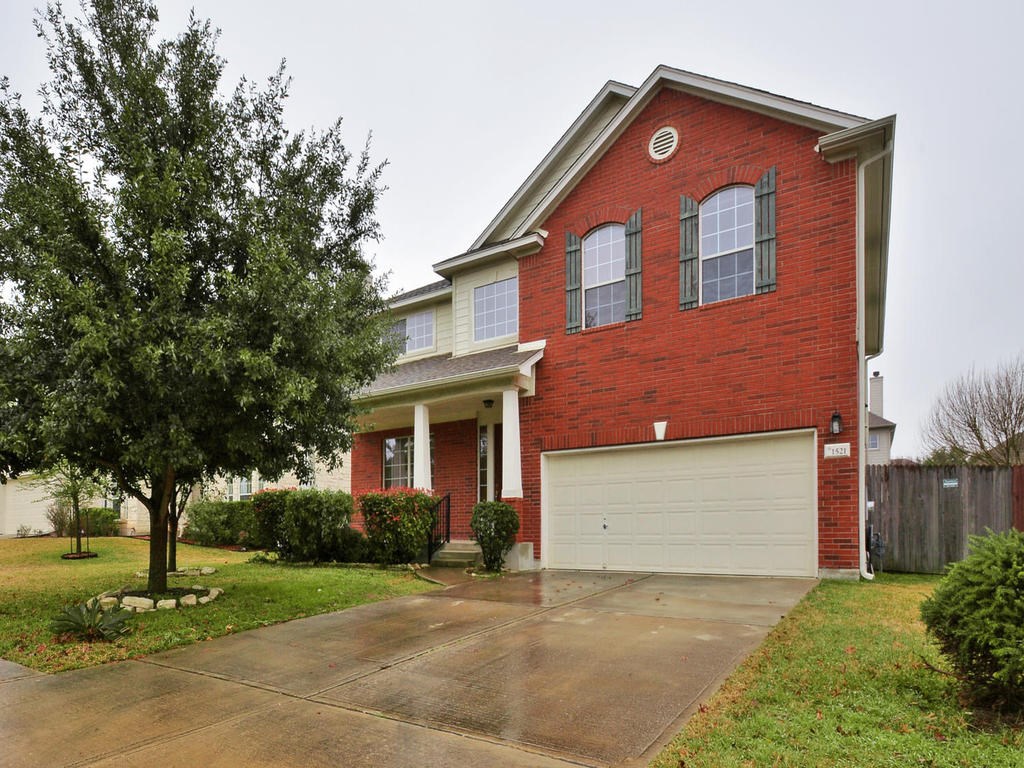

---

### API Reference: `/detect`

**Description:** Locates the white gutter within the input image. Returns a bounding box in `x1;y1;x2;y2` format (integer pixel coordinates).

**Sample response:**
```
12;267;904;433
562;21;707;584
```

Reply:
857;142;894;581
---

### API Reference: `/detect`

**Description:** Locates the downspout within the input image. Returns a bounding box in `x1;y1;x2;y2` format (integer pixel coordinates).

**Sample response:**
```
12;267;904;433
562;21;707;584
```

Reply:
856;142;893;581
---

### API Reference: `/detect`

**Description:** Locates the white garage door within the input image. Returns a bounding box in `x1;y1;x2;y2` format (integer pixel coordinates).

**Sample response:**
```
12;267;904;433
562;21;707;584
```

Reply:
544;431;816;577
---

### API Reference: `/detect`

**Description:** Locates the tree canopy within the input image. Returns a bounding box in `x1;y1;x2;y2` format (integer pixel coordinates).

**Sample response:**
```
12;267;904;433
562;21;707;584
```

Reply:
922;354;1024;467
0;0;395;590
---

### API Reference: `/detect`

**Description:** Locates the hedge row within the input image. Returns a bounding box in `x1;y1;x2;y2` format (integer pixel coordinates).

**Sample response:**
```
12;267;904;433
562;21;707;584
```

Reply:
182;488;442;565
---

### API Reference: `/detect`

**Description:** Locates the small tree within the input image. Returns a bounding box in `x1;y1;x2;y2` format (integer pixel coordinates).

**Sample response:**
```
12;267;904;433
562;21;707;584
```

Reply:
922;354;1024;466
32;461;105;554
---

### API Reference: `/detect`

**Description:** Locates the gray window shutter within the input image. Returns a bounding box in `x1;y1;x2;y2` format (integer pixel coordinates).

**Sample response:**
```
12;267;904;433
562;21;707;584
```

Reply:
625;208;642;321
565;231;582;334
679;195;699;309
755;166;777;294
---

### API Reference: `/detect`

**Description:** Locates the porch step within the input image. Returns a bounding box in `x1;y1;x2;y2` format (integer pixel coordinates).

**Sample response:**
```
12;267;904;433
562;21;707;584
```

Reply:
431;541;482;568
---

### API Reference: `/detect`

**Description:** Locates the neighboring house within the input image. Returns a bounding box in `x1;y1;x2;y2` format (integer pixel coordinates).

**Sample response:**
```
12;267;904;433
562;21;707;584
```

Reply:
0;473;137;537
866;371;896;465
351;66;895;579
219;463;351;501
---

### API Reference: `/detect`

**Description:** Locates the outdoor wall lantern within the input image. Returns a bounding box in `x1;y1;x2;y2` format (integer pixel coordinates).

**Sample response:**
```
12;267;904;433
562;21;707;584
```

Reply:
830;410;843;435
483;399;495;409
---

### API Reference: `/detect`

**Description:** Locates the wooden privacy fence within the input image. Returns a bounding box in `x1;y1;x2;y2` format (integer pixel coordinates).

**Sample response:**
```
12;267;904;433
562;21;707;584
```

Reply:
866;465;1024;574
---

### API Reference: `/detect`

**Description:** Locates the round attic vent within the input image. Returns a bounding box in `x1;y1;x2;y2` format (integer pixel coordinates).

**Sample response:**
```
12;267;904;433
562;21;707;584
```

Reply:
648;126;679;162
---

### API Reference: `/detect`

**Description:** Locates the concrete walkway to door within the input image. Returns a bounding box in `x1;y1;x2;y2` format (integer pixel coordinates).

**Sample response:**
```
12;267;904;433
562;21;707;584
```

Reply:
0;571;815;767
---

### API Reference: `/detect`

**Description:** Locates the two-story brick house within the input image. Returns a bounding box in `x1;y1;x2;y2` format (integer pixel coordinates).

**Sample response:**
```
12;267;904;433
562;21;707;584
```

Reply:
352;66;895;579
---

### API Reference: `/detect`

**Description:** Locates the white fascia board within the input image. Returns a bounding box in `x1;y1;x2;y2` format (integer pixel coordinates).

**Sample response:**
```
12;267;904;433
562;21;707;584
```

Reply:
432;232;545;279
515;65;870;239
469;81;637;251
517;348;545;377
816;115;897;161
357;364;525;403
389;285;453;311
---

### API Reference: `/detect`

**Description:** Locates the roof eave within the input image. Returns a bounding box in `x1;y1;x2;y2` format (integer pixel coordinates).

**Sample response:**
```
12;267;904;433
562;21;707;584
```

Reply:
819;115;896;357
432;232;546;279
389;285;453;311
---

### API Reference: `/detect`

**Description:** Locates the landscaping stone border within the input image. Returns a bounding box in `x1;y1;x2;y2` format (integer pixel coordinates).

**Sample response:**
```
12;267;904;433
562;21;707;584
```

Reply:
90;566;224;613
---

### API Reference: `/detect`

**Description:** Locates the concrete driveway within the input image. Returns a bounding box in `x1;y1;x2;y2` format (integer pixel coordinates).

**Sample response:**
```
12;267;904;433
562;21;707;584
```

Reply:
0;571;814;767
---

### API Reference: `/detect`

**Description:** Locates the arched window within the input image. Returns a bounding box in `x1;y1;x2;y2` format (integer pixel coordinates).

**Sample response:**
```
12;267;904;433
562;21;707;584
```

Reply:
582;223;626;328
700;185;755;304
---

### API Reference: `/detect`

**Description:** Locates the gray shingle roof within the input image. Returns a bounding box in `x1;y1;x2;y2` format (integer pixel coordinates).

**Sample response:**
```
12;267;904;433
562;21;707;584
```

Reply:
389;279;451;305
868;411;896;429
365;345;540;396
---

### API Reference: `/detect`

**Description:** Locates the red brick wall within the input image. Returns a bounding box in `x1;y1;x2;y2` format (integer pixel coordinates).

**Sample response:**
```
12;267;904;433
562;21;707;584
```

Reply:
351;419;479;539
513;88;862;570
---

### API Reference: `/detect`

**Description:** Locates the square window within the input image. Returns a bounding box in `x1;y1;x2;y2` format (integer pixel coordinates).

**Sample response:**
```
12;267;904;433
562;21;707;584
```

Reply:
474;277;518;341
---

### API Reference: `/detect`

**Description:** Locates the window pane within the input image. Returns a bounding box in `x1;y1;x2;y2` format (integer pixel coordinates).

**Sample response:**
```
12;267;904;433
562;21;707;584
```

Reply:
403;310;433;352
383;436;414;488
700;186;757;306
582;223;625;291
391;319;407;354
584;281;625;328
702;250;754;306
474;276;518;341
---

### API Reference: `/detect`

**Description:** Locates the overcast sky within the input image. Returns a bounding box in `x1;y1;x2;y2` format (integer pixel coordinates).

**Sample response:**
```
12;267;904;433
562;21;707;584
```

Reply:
2;0;1022;459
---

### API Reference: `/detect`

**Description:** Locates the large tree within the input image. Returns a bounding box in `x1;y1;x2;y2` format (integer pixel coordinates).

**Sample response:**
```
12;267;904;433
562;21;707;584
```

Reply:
0;0;395;591
923;354;1024;467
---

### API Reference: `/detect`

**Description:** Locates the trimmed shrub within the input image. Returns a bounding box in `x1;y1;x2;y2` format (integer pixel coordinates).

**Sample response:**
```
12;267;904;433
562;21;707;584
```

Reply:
336;525;370;563
83;506;119;536
182;500;254;546
278;489;354;563
360;489;437;564
250;488;291;550
470;501;519;571
920;529;1024;710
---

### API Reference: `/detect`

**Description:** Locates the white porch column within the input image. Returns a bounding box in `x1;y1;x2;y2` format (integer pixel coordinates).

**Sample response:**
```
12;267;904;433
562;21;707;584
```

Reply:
501;388;523;498
413;403;432;491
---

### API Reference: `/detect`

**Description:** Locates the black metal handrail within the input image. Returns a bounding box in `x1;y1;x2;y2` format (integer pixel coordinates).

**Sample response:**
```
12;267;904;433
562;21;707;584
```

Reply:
427;493;451;560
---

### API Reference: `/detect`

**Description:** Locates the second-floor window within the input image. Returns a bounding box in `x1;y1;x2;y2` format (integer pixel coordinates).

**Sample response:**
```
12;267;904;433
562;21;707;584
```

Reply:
582;223;625;328
474;277;518;341
392;309;433;354
701;185;754;304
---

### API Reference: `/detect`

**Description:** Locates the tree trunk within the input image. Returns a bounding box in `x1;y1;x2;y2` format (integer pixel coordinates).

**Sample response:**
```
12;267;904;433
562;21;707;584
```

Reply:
72;496;82;554
167;511;179;573
148;501;169;593
146;467;175;593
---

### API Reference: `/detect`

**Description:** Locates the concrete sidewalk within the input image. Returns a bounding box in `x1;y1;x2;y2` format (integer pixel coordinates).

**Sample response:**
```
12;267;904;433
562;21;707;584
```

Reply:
0;571;814;767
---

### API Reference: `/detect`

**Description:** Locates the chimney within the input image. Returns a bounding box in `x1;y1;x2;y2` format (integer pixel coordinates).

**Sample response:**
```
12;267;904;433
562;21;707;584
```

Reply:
869;371;883;416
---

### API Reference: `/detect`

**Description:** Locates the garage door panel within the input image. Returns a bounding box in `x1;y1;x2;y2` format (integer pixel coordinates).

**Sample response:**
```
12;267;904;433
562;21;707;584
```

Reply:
545;432;816;577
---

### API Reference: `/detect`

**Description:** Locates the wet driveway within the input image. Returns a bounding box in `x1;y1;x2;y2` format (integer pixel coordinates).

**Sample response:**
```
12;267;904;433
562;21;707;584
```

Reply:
0;571;814;767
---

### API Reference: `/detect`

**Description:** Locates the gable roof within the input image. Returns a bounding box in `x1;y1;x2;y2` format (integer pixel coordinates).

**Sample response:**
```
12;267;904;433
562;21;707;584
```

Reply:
868;412;897;430
472;65;868;251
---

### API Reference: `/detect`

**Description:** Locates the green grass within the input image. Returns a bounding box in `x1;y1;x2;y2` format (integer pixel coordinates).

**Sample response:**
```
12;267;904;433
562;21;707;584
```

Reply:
650;574;1023;768
0;537;435;672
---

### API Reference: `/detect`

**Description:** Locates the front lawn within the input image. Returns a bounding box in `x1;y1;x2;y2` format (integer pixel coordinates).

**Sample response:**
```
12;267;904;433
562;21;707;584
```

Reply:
651;574;1023;768
0;537;435;673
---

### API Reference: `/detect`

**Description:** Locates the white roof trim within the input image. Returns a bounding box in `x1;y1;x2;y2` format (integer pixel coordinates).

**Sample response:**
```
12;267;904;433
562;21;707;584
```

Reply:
512;65;869;240
470;81;636;251
816;114;897;160
390;285;452;311
432;232;545;279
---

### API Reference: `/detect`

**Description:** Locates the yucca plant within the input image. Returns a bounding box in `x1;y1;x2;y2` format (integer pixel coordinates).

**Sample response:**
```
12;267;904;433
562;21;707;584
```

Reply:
49;601;133;641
